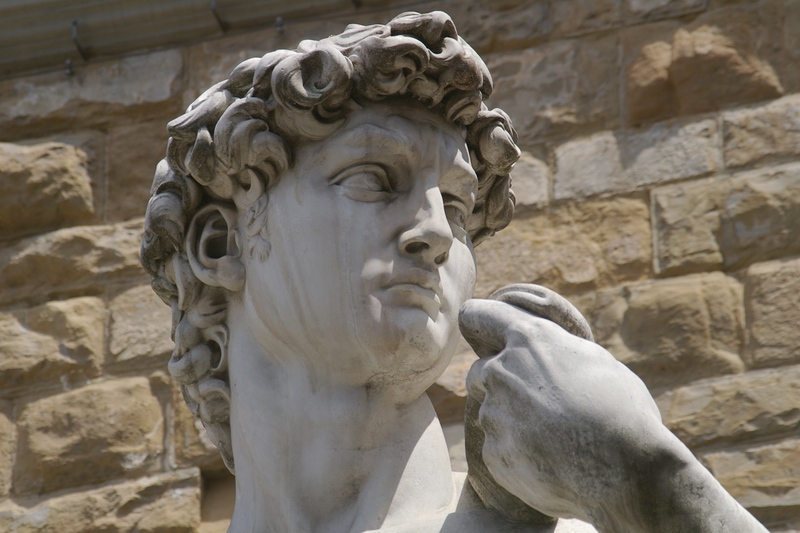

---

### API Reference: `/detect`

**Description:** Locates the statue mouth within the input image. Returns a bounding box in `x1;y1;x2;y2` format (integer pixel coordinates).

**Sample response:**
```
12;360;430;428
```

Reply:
383;269;443;318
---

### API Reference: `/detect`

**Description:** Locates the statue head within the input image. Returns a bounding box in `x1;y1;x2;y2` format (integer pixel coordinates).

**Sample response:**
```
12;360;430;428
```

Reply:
140;11;520;473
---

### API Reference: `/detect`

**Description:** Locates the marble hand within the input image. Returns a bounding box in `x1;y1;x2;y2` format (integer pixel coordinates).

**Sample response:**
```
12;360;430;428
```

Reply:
459;284;768;533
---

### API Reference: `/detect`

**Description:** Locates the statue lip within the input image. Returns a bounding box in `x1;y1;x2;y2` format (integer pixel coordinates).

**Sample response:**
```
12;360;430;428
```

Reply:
384;269;443;316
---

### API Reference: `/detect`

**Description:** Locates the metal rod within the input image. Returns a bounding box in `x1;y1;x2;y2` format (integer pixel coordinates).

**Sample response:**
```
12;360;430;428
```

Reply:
71;19;90;61
210;0;228;32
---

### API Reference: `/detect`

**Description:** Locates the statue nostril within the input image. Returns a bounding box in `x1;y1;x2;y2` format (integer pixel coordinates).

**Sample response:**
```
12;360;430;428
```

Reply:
434;252;448;266
405;241;428;255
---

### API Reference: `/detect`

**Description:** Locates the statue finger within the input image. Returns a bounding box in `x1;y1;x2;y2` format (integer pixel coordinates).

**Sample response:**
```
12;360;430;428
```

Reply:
488;283;594;342
458;298;528;358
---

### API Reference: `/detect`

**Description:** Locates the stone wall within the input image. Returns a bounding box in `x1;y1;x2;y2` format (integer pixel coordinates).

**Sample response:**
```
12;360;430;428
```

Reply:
0;0;797;531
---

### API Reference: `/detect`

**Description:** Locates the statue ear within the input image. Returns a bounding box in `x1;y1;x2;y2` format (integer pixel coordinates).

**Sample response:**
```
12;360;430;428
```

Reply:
186;203;245;292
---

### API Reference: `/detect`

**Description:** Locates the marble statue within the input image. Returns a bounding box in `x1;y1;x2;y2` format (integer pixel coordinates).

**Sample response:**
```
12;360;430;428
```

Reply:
141;11;768;533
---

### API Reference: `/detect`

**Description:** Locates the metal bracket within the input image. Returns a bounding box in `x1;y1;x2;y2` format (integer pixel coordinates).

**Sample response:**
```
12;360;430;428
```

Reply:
65;59;74;76
71;19;91;61
210;0;228;32
275;16;284;34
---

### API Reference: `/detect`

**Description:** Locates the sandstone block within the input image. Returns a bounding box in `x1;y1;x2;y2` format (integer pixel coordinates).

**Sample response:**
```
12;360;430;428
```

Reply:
700;438;800;514
722;95;800;168
624;0;706;22
583;272;745;390
485;33;619;143
0;50;182;141
172;382;226;472
0;142;94;240
624;119;719;187
0;402;13;498
656;366;800;448
0;469;200;533
0;220;147;304
547;0;622;37
745;257;800;368
20;130;108;223
624;5;786;122
475;196;651;296
669;7;784;115
200;473;235;533
652;164;800;275
510;151;549;207
109;284;173;368
0;297;104;396
554;119;719;199
623;22;679;124
553;131;624;198
14;377;164;495
107;120;170;222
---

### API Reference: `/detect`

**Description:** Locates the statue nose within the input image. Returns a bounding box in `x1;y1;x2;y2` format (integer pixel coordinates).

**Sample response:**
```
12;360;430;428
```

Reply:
398;189;453;267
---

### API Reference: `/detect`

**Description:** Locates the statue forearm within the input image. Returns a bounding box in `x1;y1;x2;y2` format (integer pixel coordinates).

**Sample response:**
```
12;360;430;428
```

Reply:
577;426;767;533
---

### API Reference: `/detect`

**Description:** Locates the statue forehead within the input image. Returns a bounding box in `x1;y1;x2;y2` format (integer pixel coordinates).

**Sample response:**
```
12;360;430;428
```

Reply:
290;99;472;169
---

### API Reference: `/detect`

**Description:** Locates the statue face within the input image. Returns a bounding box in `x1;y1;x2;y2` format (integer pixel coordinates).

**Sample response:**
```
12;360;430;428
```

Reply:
239;100;477;389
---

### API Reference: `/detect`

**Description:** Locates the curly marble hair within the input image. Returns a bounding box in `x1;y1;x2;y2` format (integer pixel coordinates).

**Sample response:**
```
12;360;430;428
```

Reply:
140;11;520;473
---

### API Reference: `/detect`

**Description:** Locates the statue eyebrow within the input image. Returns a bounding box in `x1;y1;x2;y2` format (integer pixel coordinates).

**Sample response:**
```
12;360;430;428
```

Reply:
306;124;413;169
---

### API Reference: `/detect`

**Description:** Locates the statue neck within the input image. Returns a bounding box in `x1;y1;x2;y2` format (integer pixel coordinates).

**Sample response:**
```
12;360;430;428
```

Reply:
225;324;458;533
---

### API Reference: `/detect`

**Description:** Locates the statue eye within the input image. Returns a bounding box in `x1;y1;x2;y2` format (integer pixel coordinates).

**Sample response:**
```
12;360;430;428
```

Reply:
330;165;393;201
443;196;469;231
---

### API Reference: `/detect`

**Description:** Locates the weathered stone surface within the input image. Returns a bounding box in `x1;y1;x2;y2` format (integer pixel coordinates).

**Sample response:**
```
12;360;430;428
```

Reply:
486;33;619;143
546;0;622;36
581;272;745;390
722;95;800;168
744;257;800;368
624;0;706;22
0;469;200;533
19;130;107;224
0;142;94;240
171;382;225;472
476;196;651;296
554;131;623;198
109;284;173;368
107;120;170;222
200;473;235;533
623;22;679;124
623;119;719;186
0;220;146;304
0;297;104;396
510;151;549;207
652;164;800;275
554;119;719;199
0;402;13;498
624;4;787;122
700;438;800;512
0;50;183;140
669;7;784;115
14;377;164;495
655;366;800;449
